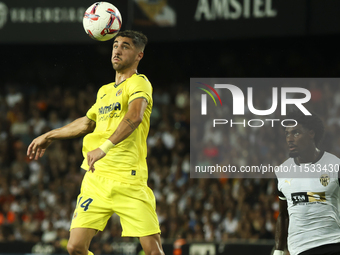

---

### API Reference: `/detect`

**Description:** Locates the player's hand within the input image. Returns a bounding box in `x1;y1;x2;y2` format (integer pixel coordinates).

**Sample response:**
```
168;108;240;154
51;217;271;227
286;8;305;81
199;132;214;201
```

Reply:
27;134;53;160
87;148;106;172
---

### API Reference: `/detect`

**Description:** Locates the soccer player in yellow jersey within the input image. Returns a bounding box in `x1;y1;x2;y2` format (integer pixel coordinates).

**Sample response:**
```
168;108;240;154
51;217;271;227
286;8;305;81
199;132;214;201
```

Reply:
27;30;164;255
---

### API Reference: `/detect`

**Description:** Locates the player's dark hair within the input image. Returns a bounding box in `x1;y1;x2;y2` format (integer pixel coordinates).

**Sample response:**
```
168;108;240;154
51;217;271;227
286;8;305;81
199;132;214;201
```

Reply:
286;110;324;146
114;30;148;51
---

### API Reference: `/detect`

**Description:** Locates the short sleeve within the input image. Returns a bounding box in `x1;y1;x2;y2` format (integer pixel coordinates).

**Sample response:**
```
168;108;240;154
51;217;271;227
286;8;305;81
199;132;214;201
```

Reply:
278;190;286;200
86;88;101;122
86;103;97;122
128;75;152;104
276;179;287;200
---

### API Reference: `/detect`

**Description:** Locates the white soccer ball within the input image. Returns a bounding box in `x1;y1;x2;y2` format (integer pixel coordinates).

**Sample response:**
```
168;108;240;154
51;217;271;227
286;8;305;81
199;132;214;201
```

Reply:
83;2;122;41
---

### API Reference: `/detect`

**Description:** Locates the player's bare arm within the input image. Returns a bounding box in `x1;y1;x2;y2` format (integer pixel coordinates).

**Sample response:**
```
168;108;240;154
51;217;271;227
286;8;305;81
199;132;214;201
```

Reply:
27;116;96;160
87;97;148;172
275;199;289;253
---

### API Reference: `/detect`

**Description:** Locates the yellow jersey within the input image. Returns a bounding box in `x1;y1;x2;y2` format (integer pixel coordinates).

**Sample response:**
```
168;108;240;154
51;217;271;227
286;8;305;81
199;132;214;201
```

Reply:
80;73;153;185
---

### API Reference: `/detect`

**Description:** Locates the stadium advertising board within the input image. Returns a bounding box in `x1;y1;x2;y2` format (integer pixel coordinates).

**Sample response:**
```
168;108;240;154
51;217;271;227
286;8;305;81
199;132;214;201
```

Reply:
0;0;305;43
0;0;128;43
168;0;306;41
0;240;274;254
308;0;340;35
0;1;339;43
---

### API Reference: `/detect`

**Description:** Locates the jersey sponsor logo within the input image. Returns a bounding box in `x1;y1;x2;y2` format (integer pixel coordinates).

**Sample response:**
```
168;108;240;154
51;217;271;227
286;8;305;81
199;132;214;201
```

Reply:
98;102;121;122
291;192;326;205
307;192;326;202
320;174;330;187
98;102;121;115
292;192;308;204
116;88;123;97
109;112;120;118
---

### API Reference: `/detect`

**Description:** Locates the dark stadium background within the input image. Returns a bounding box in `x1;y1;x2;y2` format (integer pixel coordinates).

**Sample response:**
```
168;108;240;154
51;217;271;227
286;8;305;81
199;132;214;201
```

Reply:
1;1;340;255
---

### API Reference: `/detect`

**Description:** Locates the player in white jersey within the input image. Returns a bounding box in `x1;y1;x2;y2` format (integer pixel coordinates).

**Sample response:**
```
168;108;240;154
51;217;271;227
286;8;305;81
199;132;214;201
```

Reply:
274;111;340;255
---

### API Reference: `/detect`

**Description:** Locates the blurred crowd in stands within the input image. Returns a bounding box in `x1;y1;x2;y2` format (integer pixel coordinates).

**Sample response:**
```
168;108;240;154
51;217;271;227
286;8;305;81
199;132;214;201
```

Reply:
1;37;340;254
2;78;339;254
0;79;191;253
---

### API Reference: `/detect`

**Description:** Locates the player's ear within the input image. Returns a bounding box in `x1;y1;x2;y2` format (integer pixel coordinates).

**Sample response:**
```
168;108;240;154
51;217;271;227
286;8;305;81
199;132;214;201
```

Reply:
309;129;315;140
136;51;144;61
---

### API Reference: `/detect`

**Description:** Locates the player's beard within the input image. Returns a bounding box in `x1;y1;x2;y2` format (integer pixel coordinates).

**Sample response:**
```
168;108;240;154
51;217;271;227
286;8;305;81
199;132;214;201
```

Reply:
112;62;126;71
289;151;299;158
112;60;133;71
